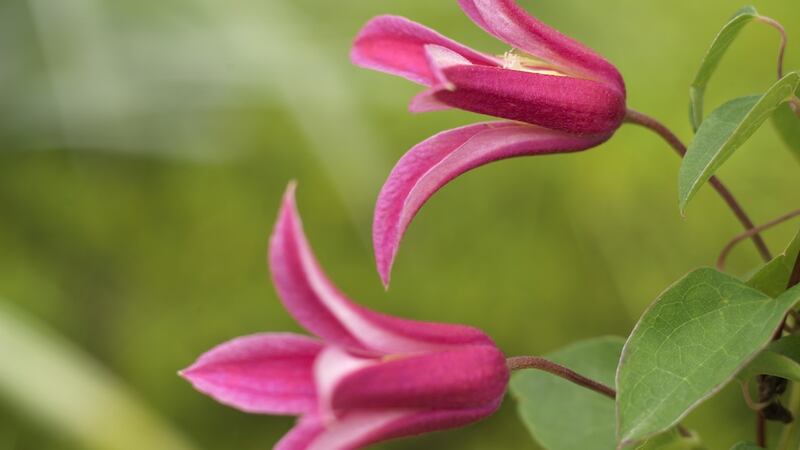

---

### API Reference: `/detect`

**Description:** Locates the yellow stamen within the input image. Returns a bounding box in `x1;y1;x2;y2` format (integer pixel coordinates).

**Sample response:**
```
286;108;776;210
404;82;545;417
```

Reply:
501;49;566;77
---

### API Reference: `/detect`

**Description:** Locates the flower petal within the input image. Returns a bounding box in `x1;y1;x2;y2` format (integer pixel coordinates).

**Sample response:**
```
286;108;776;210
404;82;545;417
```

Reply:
276;416;326;450
433;64;626;134
408;44;470;113
374;122;610;286
270;184;494;353
351;15;499;86
180;333;322;415
457;0;624;91
329;345;509;411
314;347;379;419
303;403;502;450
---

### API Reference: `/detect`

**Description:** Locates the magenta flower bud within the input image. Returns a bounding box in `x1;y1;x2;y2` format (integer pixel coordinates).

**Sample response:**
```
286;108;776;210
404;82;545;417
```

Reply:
181;183;509;450
352;1;626;135
352;0;627;286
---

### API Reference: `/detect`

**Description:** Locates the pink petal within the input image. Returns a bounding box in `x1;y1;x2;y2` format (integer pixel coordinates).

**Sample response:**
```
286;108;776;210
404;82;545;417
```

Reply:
303;403;503;450
408;44;470;113
359;400;503;447
374;122;611;286
432;64;626;135
180;333;322;415
314;347;379;419
270;184;494;353
276;416;326;450
457;0;624;91
328;346;509;412
351;15;499;87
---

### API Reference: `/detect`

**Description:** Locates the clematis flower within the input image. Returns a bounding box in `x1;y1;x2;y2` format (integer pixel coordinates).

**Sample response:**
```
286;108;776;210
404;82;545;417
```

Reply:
352;0;627;286
180;183;509;450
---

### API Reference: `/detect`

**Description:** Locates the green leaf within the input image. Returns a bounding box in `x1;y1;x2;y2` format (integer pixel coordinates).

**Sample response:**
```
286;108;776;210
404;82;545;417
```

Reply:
689;6;759;131
0;301;198;450
511;337;624;450
738;336;800;382
616;268;800;447
679;72;800;213
772;102;800;162
730;443;763;450
512;337;701;450
635;429;704;450
748;228;800;297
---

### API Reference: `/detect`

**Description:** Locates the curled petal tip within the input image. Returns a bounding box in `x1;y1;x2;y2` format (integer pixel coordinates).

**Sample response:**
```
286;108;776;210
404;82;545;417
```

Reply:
374;122;611;279
456;0;625;92
351;14;497;86
283;179;298;204
379;272;391;291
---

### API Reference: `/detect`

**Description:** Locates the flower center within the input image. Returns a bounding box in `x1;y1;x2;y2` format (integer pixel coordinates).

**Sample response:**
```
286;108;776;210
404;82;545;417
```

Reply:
501;49;566;77
381;353;408;363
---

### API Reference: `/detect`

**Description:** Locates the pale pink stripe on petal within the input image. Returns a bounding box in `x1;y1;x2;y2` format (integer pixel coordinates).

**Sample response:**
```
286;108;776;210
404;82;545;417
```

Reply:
270;184;494;354
374;122;611;286
305;401;503;450
313;347;378;420
275;415;326;450
306;410;413;450
330;345;508;411
269;190;364;350
457;0;624;91
180;333;322;415
408;44;470;113
351;15;499;86
362;398;504;446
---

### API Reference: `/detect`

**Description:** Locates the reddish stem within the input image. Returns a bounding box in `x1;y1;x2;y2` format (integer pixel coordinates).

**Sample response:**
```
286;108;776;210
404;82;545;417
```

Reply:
757;15;788;80
624;109;772;263
506;356;616;399
757;412;767;447
790;249;800;289
717;209;800;270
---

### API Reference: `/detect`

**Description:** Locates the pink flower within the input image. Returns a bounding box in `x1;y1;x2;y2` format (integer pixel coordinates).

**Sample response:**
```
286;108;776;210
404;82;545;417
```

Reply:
352;0;627;286
180;183;509;450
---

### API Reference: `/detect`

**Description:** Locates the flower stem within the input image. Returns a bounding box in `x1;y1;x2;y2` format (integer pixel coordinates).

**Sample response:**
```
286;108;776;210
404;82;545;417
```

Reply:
506;356;616;399
508;356;693;437
624;109;772;263
717;209;800;270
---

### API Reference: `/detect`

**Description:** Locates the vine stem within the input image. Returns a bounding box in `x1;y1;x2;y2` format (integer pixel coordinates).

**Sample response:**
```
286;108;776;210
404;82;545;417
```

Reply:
777;382;800;450
757;413;767;447
761;232;800;447
756;15;788;80
507;356;616;399
717;208;800;270
624;109;772;263
508;356;692;437
790;248;800;288
772;235;800;342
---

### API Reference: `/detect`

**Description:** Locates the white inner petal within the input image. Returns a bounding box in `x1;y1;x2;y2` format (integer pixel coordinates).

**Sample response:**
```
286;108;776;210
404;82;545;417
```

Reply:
502;49;566;77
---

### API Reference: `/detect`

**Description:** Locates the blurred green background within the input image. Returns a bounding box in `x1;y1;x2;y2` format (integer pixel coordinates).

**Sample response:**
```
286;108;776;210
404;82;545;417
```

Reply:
1;0;799;448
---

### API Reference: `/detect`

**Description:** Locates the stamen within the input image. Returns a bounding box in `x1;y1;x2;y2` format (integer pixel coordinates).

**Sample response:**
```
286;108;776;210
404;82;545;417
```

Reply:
501;49;566;77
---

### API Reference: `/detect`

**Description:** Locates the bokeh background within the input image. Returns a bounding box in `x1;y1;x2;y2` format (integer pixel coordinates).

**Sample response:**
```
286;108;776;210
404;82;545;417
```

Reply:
1;0;799;449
